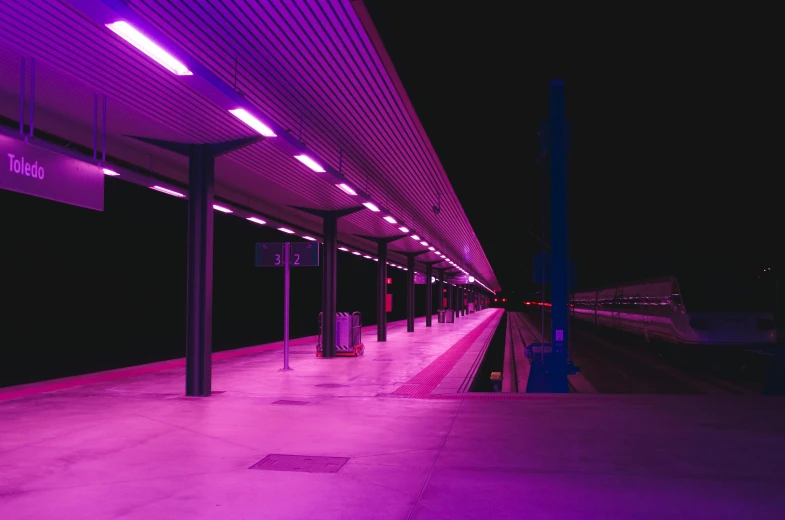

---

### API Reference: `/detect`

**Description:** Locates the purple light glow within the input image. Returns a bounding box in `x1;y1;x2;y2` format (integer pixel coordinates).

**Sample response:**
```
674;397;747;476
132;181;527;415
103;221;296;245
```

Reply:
105;21;192;76
294;155;326;173
363;202;380;212
102;168;120;176
151;185;185;197
278;227;295;234
229;108;277;137
247;217;266;225
383;216;397;224
336;183;357;196
303;236;316;241
213;204;232;213
399;226;410;233
373;258;379;261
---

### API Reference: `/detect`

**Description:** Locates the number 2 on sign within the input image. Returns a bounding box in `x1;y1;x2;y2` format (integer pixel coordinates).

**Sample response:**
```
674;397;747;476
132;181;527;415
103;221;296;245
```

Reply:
293;254;300;265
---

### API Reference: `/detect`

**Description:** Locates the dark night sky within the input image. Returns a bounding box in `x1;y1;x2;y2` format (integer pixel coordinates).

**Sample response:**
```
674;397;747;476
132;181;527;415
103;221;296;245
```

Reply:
363;2;780;295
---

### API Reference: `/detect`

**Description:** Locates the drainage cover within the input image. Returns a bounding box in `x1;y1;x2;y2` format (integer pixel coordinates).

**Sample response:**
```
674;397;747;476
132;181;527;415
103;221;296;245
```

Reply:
272;400;310;405
250;454;349;473
315;383;350;388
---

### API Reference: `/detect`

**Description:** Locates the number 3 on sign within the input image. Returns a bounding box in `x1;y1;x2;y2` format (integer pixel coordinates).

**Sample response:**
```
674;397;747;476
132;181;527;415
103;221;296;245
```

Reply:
274;254;282;265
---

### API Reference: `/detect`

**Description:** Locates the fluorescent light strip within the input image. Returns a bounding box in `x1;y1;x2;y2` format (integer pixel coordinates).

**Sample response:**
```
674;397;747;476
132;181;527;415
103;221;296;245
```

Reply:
228;108;276;137
411;235;420;240
213;204;232;213
336;183;357;196
363;255;372;259
102;168;119;176
399;226;409;233
278;227;295;234
383;216;397;224
352;251;361;256
420;241;428;246
339;247;349;252
362;202;380;212
294;155;325;173
247;217;266;225
105;21;192;76
303;236;316;241
434;251;441;255
151;185;185;197
428;247;435;251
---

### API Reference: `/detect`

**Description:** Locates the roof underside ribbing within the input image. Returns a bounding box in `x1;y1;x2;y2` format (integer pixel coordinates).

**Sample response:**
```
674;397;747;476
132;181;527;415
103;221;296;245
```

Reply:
0;0;499;291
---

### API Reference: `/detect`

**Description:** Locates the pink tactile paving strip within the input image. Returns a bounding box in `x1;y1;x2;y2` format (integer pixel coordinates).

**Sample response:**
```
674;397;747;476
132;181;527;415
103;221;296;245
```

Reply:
389;313;501;399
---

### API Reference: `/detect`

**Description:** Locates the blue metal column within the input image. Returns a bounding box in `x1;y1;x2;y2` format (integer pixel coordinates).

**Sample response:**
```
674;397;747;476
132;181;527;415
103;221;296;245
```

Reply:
322;215;338;358
527;79;570;393
549;79;569;391
425;263;433;327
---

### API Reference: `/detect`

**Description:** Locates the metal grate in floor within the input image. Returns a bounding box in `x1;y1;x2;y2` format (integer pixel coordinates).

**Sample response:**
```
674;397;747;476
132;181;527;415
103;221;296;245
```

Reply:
271;400;310;405
250;454;350;473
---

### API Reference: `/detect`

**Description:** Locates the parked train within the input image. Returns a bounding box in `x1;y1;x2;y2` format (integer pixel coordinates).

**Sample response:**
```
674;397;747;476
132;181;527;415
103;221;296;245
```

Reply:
568;276;776;345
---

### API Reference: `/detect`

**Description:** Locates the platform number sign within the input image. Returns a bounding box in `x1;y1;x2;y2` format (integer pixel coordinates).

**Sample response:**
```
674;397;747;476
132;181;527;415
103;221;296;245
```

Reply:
290;242;319;266
255;242;320;267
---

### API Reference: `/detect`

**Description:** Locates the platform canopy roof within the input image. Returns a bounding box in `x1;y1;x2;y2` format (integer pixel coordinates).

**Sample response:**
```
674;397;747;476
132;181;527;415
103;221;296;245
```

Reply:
0;0;500;292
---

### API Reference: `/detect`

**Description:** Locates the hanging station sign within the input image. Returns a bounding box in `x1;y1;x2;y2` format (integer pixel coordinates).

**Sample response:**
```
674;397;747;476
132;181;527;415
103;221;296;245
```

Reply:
0;134;104;211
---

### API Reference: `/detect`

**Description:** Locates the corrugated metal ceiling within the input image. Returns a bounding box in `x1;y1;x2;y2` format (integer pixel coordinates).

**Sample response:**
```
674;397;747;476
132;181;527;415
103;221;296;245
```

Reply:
0;0;499;290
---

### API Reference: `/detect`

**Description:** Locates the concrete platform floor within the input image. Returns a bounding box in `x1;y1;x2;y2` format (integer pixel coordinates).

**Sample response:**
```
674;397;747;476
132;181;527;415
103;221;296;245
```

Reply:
2;309;785;519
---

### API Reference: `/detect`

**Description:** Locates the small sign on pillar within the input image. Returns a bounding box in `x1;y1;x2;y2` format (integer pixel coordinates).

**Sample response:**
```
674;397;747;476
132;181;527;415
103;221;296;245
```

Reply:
386;294;393;312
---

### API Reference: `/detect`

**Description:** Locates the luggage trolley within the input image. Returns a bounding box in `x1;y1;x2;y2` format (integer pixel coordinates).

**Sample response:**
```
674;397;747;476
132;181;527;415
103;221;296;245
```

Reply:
317;311;365;357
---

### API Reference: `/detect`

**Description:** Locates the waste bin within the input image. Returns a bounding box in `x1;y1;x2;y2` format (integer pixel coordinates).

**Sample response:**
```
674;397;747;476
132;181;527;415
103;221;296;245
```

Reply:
317;312;364;357
445;309;455;323
438;309;446;323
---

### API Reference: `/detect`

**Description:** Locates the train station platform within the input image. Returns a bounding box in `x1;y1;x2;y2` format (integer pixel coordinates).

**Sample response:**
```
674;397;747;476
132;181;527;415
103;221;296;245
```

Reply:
2;309;785;519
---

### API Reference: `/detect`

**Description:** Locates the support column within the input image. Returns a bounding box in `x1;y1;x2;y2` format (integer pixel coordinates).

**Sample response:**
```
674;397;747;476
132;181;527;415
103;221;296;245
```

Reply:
406;254;415;332
425;264;433;327
356;234;406;342
394;249;429;332
185;144;214;397
377;241;388;342
130;135;261;397
290;206;365;358
437;269;445;311
322;215;338;358
447;283;454;317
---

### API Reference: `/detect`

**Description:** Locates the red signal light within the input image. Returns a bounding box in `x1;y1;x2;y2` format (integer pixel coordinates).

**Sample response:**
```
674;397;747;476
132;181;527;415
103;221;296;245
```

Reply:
386;277;392;285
